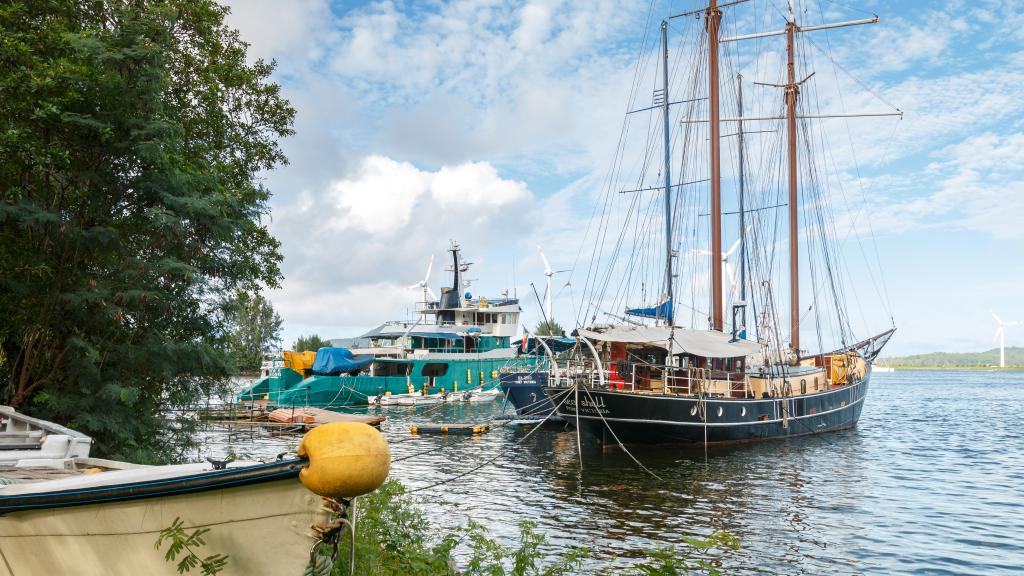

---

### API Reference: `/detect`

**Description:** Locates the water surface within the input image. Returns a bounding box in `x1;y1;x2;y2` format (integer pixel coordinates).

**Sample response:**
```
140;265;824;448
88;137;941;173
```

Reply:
201;370;1024;574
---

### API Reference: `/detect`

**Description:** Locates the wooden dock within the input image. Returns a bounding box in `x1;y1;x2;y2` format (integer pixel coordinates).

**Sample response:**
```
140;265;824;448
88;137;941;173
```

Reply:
409;423;490;435
201;406;383;432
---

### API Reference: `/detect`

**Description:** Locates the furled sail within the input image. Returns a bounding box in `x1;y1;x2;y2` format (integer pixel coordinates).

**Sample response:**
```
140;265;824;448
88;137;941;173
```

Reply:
624;297;672;321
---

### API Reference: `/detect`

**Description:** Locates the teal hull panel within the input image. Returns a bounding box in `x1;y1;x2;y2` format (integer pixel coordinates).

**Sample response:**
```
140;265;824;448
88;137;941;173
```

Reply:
236;368;304;404
276;357;536;408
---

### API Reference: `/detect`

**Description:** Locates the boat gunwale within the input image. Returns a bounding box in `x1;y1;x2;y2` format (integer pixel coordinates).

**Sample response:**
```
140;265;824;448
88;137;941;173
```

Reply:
0;458;306;514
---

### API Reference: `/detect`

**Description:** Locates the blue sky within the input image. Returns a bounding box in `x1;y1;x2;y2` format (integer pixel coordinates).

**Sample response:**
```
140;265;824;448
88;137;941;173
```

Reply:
223;0;1024;356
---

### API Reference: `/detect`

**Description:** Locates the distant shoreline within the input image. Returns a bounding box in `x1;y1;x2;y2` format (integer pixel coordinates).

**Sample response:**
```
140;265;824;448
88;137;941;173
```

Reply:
877;365;1024;371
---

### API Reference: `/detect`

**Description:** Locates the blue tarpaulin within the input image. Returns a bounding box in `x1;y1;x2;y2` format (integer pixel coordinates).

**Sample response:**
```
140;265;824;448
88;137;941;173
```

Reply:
514;336;576;355
311;347;374;376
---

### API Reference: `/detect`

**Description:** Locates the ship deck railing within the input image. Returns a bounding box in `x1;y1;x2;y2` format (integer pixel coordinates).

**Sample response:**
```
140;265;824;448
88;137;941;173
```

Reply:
552;363;754;398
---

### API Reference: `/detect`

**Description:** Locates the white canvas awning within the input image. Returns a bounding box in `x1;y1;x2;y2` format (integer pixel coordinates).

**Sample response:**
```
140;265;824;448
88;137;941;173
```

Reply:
577;326;761;358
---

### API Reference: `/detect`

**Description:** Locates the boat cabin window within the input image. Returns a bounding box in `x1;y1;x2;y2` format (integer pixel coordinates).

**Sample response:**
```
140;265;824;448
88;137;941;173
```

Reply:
422;363;448;377
374;362;412;377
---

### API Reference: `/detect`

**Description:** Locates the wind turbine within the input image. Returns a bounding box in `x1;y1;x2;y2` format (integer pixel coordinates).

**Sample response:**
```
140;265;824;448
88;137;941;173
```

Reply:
992;311;1020;368
408;254;437;317
691;232;746;320
537;245;569;324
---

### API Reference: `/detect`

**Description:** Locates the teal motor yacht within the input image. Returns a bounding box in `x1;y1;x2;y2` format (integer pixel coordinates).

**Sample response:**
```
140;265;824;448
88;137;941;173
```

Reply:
238;241;536;408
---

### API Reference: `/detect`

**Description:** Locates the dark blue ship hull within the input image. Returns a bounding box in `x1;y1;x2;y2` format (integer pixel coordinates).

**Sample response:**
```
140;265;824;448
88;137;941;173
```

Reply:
547;375;868;445
499;372;564;422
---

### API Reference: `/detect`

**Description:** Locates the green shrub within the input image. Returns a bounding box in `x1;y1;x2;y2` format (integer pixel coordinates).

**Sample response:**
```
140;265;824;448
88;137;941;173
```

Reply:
334;480;738;575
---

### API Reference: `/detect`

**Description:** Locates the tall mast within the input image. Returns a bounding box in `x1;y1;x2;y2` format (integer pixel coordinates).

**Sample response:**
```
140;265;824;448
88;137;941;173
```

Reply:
707;0;723;332
736;72;747;339
785;1;800;355
708;1;882;350
660;20;673;327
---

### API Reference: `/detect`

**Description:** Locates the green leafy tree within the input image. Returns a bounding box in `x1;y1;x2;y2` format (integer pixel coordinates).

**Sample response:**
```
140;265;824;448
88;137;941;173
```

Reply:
226;292;282;373
0;0;293;461
293;334;331;353
534;320;564;337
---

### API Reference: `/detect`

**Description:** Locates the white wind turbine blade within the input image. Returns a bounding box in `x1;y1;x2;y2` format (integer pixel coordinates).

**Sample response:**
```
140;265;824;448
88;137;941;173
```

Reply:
537;245;552;276
426;287;438;301
408;282;422;290
724;236;743;259
423;253;434;285
994;327;1002;342
689;248;712;256
725;261;738;295
992;310;1003;325
1007;321;1022;326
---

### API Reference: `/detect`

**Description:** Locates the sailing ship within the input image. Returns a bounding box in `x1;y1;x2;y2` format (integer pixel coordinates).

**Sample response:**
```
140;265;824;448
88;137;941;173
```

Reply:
544;0;897;445
238;240;534;408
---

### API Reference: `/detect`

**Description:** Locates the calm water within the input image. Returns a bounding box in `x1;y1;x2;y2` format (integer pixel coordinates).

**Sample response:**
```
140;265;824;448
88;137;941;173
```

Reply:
202;371;1024;574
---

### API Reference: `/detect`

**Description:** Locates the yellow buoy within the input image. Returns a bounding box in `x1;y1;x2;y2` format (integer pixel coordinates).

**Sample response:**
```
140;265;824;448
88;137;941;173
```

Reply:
297;422;391;499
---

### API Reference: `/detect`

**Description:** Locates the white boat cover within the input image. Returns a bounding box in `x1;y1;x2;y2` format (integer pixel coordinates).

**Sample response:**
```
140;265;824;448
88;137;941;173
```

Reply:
0;461;262;496
577;326;762;358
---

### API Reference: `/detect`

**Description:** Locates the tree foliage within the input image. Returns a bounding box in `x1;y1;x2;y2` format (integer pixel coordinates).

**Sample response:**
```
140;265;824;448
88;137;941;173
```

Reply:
878;347;1024;368
293;334;331;353
534;320;564;337
226;292;282;373
0;0;293;461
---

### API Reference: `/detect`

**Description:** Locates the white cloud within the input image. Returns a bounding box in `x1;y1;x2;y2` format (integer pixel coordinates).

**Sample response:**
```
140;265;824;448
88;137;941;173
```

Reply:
221;0;332;64
326;156;430;234
269;155;535;332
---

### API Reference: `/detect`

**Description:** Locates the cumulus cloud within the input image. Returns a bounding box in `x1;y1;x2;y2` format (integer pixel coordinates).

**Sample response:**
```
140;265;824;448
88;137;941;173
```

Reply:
270;155;534;333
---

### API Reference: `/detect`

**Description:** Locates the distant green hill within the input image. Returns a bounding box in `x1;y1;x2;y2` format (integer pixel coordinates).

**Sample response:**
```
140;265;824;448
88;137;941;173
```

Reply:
878;347;1024;368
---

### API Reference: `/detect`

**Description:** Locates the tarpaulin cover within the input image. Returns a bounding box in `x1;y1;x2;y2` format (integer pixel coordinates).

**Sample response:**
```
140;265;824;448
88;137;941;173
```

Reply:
283;350;316;373
514;337;577;355
311;348;374;376
576;326;761;358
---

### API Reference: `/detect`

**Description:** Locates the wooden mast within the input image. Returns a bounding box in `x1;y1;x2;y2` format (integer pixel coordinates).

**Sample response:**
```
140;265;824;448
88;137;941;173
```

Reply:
680;1;884;350
785;4;800;355
707;0;723;332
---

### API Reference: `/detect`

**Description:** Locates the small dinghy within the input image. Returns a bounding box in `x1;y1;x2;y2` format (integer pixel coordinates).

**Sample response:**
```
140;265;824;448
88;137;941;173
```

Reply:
461;388;502;403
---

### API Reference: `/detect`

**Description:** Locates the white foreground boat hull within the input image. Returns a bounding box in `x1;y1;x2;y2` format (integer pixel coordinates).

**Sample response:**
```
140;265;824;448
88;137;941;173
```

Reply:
0;476;326;575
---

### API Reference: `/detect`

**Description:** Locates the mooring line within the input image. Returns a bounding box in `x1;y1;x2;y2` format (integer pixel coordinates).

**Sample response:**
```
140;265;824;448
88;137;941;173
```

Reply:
580;385;663;481
403;387;575;495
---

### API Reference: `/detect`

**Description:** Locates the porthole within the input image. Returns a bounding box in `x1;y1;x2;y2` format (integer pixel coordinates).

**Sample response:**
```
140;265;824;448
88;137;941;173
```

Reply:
717;406;724;418
741;406;747;417
690;405;698;416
